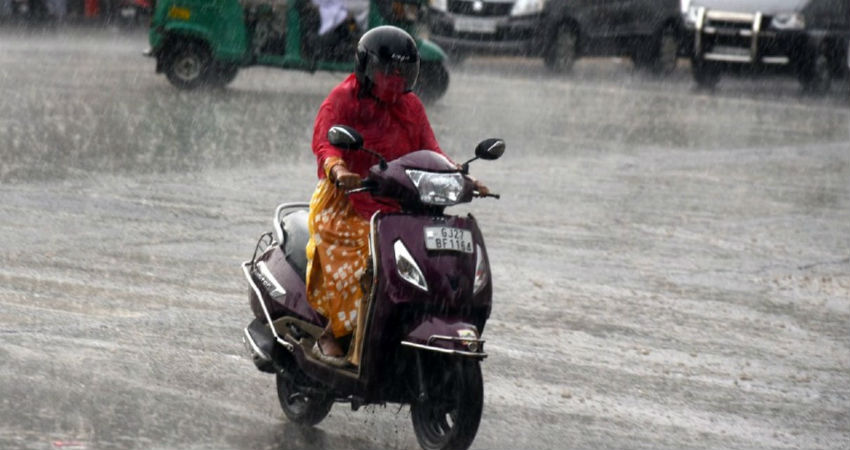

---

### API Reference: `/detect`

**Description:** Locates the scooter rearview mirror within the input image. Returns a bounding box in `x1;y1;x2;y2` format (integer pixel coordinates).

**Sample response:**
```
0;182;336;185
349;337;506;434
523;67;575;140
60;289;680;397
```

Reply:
475;138;505;160
327;125;364;150
462;138;505;173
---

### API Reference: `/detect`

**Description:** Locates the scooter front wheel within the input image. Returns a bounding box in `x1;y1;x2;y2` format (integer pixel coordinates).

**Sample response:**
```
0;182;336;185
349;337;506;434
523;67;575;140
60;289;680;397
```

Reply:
410;359;483;450
275;370;334;426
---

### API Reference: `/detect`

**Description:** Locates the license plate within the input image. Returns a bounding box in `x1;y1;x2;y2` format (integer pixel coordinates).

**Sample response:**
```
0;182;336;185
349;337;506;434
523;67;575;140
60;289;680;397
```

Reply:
454;17;498;34
120;7;137;18
424;227;474;253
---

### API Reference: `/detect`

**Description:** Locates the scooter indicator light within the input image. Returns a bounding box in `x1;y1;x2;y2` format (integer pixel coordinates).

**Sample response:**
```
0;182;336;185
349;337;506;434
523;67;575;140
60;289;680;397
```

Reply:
473;244;489;294
394;240;428;292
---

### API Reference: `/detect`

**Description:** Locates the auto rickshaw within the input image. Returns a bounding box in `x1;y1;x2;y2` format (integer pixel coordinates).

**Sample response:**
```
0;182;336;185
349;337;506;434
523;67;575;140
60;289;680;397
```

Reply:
146;0;449;102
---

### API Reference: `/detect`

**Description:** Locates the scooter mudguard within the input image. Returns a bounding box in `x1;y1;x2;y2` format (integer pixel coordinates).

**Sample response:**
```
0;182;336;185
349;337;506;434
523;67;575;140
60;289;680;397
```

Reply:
402;317;487;358
249;246;324;326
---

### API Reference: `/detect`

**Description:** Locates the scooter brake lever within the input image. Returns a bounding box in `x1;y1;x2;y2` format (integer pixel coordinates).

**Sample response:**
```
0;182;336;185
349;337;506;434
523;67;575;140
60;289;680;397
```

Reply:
345;179;377;195
345;187;371;194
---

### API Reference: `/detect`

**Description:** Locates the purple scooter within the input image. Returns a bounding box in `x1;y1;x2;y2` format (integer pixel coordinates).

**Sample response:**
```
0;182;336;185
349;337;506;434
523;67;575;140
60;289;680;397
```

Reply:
241;125;504;450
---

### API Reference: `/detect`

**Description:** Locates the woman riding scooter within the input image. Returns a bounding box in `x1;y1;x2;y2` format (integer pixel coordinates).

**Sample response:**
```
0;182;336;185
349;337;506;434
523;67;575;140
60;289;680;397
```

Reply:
306;25;489;366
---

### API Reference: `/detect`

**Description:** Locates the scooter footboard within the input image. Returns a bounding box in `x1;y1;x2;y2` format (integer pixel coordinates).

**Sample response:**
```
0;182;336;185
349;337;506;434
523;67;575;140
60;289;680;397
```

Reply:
401;317;487;359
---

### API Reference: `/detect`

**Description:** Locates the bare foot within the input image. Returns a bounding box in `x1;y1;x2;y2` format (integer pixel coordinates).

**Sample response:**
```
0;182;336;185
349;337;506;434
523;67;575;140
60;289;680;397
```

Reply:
318;333;344;357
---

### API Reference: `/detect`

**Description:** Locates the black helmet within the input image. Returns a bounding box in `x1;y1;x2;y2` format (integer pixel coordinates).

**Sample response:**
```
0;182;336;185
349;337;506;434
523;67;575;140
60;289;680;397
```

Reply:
355;26;420;103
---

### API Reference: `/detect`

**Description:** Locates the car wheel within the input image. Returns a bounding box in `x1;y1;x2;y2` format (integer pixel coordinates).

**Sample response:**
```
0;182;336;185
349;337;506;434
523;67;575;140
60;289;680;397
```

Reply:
691;58;721;89
447;51;468;66
798;44;832;95
633;26;679;75
544;25;578;73
207;63;239;88
653;26;680;75
164;41;211;90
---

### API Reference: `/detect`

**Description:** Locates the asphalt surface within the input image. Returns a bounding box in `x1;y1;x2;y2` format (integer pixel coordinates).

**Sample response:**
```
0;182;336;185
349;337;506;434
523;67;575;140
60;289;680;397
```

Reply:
1;26;849;450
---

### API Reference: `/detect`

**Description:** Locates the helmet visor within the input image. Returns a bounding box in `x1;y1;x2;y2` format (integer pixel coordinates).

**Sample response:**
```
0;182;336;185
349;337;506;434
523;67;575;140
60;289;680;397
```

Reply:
367;58;419;94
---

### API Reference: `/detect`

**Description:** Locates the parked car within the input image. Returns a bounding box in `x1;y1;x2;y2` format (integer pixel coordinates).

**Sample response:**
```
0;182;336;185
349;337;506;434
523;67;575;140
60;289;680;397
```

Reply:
682;0;850;93
426;0;685;74
7;0;48;21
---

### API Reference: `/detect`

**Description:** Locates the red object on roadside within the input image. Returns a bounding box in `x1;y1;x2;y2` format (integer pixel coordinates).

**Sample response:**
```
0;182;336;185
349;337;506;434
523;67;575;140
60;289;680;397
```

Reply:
84;0;100;18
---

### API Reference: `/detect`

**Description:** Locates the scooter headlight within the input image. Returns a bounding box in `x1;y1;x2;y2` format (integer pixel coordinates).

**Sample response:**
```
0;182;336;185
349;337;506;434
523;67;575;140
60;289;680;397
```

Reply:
473;244;489;294
394;240;428;292
406;170;465;206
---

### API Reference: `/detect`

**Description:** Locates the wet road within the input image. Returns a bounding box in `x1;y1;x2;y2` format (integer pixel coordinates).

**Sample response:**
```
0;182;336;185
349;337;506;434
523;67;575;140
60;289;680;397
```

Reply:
1;27;849;450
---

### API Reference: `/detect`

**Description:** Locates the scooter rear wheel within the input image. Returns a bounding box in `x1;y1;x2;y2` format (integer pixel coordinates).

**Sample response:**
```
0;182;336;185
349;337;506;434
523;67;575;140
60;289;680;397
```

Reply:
275;370;334;426
410;359;483;450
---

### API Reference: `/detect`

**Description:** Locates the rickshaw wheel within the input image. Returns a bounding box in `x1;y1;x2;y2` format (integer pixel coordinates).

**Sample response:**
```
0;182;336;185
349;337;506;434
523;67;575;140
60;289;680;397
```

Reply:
164;41;211;90
208;64;240;88
415;62;450;104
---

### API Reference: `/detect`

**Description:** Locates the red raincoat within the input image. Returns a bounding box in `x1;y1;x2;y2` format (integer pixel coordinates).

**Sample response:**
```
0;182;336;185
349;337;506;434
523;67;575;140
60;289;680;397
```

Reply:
312;74;448;218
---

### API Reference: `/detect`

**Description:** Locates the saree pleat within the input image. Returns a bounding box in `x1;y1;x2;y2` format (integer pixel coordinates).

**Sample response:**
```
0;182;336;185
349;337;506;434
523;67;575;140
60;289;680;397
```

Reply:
305;178;371;339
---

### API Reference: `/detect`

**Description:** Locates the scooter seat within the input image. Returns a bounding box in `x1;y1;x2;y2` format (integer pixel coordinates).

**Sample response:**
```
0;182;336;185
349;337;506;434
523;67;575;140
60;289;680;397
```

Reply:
281;210;310;281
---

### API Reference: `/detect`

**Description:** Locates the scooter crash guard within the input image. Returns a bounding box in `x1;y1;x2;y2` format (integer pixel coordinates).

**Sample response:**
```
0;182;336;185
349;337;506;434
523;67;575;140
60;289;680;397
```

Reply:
401;317;487;359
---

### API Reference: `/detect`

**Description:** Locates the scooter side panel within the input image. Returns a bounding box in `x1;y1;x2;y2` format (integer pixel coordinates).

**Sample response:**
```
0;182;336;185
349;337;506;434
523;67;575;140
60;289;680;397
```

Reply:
251;246;325;326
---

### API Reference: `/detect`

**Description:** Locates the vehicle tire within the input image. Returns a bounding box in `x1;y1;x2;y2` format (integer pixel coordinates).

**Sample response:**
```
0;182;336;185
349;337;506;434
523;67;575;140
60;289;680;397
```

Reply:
415;61;450;104
447;51;468;66
410;359;483;450
798;44;832;95
164;41;212;90
650;26;680;75
207;63;239;88
275;370;334;426
115;8;138;28
691;58;721;89
544;25;578;73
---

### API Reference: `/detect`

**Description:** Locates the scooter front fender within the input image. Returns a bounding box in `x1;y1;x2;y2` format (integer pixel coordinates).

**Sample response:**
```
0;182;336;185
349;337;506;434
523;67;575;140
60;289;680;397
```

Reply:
401;317;487;359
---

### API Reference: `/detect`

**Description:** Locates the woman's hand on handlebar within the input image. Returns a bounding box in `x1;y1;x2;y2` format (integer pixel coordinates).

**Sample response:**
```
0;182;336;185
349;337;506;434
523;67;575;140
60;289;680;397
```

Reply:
471;179;499;199
331;165;362;191
473;179;491;197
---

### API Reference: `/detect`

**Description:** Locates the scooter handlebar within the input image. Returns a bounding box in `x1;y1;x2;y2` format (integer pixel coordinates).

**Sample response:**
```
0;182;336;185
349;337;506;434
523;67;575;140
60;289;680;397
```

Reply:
474;190;500;199
340;178;377;195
